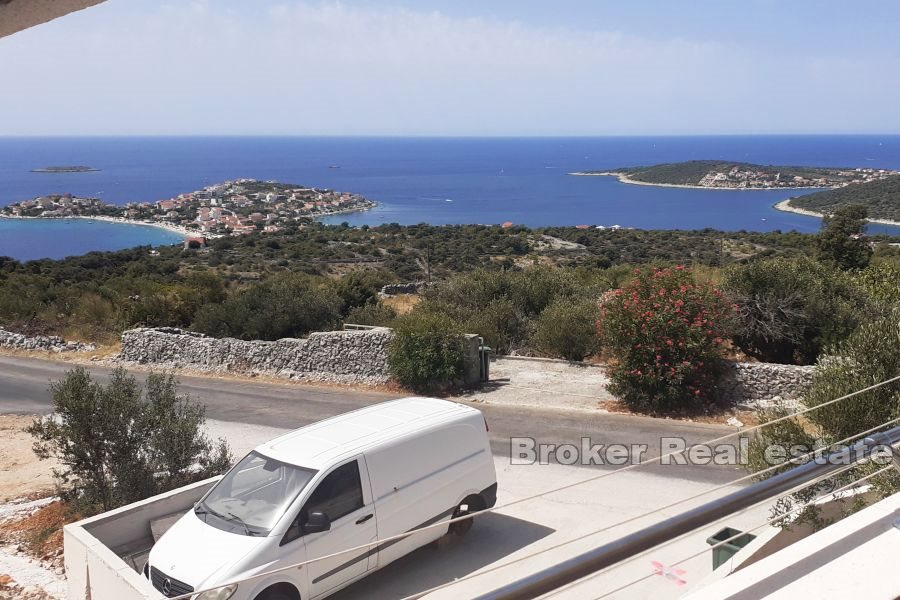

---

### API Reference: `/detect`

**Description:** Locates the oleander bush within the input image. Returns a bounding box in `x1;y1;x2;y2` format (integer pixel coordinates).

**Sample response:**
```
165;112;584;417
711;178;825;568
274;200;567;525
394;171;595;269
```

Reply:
598;266;734;413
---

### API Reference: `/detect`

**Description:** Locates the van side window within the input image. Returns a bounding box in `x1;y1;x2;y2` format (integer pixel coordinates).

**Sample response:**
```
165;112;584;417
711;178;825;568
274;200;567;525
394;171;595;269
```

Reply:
303;460;364;523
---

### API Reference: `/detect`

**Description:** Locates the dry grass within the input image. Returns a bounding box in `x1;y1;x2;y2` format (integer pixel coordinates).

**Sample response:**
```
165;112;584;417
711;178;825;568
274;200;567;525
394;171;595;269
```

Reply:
381;294;421;315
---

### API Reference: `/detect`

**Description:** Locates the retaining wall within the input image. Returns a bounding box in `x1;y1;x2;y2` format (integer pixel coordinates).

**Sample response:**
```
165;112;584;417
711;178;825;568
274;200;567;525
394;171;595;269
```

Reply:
119;327;482;386
719;361;814;410
0;328;96;352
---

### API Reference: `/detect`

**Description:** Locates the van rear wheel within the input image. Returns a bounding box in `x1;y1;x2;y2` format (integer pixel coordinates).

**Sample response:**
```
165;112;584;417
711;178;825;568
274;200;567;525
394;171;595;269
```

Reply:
450;494;486;536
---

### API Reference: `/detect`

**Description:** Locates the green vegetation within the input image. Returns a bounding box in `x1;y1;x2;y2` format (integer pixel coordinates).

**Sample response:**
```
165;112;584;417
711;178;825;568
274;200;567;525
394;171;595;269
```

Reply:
722;257;870;364
530;297;601;361
748;316;900;528
790;174;900;222
593;160;883;188
598;266;734;413
387;312;467;392
815;204;873;269
0;224;822;343
28;368;232;513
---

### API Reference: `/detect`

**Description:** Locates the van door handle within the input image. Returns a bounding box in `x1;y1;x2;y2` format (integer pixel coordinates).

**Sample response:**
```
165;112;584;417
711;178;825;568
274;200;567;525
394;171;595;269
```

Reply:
356;514;373;525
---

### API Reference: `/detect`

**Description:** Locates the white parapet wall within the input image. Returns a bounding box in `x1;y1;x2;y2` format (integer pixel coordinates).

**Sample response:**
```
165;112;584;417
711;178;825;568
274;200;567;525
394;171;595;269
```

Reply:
64;477;219;600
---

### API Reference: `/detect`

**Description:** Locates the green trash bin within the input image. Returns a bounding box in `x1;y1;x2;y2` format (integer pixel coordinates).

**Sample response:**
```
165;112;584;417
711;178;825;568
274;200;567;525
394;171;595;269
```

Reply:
706;527;756;570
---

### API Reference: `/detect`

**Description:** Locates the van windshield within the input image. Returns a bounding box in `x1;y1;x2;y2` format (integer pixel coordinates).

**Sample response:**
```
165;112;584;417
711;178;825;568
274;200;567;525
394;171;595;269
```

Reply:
196;451;316;536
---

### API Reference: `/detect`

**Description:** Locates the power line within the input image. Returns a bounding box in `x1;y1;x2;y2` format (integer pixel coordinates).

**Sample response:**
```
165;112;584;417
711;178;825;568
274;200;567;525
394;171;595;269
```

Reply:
394;415;900;600
588;464;896;600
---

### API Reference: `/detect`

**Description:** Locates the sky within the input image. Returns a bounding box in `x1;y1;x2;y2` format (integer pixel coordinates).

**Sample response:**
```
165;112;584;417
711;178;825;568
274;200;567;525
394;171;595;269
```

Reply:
2;0;900;136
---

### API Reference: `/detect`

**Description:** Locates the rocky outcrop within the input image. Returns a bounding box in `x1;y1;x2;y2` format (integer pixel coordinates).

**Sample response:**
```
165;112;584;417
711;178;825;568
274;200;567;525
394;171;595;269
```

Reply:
0;329;96;353
719;361;814;411
118;327;395;385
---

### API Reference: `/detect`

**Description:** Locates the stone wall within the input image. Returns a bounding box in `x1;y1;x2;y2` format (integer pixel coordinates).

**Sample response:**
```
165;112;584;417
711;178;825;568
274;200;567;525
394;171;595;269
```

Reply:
118;327;395;385
0;328;96;352
380;282;425;296
719;361;815;410
119;327;483;386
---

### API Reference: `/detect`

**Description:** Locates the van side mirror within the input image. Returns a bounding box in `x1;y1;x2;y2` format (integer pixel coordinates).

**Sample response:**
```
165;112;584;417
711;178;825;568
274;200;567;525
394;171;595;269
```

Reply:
303;511;331;534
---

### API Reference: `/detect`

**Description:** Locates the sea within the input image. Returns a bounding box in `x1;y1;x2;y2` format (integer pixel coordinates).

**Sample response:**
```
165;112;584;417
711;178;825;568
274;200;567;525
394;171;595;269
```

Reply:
2;136;900;261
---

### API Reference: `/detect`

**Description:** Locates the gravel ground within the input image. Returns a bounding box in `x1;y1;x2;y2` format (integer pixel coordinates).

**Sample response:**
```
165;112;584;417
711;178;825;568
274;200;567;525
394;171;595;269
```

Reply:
459;357;617;412
0;497;65;600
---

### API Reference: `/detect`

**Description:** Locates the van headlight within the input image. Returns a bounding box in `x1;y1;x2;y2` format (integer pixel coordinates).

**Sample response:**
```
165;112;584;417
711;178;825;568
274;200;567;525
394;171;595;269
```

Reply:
196;584;237;600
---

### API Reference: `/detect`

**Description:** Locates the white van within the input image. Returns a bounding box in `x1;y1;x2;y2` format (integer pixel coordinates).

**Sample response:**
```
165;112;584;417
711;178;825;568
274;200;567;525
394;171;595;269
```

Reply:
146;397;497;600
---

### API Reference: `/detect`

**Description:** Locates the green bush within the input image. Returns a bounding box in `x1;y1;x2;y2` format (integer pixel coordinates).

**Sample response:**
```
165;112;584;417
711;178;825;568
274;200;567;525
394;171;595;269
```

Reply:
747;315;900;528
723;257;868;364
27;368;232;513
421;267;591;353
192;272;342;340
598;266;734;414
344;302;398;327
387;312;466;392
530;298;601;361
816;204;872;270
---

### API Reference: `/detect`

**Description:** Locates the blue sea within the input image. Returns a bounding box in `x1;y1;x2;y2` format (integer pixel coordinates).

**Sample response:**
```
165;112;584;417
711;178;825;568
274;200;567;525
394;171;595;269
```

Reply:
2;136;900;261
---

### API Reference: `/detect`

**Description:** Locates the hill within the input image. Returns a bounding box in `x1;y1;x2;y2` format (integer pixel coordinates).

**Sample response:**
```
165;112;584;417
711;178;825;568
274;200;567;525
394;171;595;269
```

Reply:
788;174;900;222
574;160;897;190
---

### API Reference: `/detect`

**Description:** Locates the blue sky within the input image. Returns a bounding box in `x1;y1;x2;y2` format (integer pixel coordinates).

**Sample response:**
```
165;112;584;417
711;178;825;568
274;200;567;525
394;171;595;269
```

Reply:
2;0;899;136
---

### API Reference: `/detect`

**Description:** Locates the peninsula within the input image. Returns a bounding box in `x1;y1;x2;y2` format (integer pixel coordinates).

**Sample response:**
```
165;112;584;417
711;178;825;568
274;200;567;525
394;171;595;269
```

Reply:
776;174;900;225
572;160;899;190
31;166;100;173
0;179;376;237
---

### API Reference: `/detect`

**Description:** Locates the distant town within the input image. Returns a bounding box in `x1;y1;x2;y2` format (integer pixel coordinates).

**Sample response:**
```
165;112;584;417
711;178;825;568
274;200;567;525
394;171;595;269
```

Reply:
573;160;900;190
0;179;376;237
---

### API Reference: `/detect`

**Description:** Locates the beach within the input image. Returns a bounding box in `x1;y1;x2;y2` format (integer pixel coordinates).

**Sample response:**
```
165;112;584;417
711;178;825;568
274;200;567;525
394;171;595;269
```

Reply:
773;199;900;227
0;214;196;238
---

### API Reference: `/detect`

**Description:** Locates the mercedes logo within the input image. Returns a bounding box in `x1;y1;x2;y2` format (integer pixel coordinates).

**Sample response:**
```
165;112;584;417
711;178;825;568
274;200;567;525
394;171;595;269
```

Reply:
162;578;172;596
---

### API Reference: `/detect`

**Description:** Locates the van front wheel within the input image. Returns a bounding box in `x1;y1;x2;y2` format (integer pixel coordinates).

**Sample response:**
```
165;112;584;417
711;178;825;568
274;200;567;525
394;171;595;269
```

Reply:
449;494;486;536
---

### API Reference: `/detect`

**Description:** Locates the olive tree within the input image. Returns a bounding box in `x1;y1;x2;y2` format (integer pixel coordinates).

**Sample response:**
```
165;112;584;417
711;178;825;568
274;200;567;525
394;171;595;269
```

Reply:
28;367;232;513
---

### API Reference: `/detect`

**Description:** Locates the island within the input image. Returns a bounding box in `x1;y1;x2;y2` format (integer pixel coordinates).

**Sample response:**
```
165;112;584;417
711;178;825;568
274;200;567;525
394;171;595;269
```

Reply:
0;179;377;237
572;160;899;190
31;166;100;173
776;174;900;225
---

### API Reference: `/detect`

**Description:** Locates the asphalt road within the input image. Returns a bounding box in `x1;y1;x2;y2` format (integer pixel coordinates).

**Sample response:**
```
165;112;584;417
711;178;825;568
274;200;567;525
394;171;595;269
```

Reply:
0;355;744;484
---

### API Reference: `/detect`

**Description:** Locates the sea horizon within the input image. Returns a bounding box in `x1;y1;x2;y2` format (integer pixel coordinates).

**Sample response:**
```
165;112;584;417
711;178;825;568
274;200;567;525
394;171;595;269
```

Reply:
2;135;900;261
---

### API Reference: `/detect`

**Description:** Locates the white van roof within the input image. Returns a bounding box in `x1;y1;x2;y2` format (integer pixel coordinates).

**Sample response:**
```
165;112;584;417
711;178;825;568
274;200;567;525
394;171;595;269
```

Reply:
256;397;480;470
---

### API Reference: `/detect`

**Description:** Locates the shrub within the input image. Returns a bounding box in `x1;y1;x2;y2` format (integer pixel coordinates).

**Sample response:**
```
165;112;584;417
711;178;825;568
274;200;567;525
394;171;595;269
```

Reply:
421;267;590;353
27;368;232;513
598;266;734;413
387;312;467;392
747;315;900;528
723;257;868;364
192;273;342;340
344;302;398;327
530;298;601;361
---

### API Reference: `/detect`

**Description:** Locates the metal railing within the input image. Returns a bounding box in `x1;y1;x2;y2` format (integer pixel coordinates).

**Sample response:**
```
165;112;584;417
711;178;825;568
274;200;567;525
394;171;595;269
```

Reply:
472;425;900;600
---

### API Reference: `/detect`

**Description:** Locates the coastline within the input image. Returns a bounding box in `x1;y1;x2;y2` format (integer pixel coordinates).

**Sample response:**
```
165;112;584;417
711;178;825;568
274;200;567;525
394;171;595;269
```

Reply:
570;171;828;192
772;199;900;227
0;202;378;239
0;214;195;238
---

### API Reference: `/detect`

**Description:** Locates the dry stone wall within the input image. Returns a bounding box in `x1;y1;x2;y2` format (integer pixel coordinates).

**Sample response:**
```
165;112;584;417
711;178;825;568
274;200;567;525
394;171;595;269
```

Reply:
719;361;815;410
0;328;96;352
118;327;395;384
